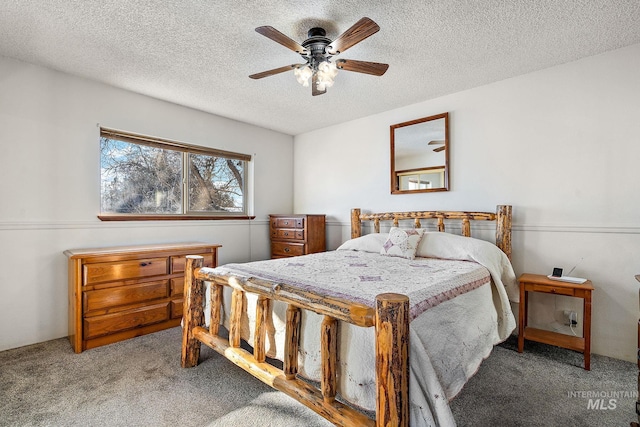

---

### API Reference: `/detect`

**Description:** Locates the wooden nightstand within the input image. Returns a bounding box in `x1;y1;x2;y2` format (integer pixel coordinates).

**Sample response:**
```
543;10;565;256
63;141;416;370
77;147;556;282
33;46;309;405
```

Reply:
517;273;594;370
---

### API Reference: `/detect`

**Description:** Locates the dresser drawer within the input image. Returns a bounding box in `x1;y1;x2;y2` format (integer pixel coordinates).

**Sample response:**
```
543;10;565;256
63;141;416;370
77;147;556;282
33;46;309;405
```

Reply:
84;257;168;285
83;280;169;312
83;303;170;339
271;241;305;257
170;278;184;296
171;299;183;319
271;228;304;240
171;253;214;273
272;217;304;229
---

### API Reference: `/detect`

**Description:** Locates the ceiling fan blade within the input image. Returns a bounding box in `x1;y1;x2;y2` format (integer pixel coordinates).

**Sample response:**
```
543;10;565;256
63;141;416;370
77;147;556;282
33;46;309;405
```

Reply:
327;17;380;55
428;140;445;145
249;64;301;79
433;146;446;153
335;59;389;76
312;73;326;96
255;26;307;54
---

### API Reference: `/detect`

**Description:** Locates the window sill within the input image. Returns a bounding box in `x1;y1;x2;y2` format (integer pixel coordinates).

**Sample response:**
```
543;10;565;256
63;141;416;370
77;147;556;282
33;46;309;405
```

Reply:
98;215;256;221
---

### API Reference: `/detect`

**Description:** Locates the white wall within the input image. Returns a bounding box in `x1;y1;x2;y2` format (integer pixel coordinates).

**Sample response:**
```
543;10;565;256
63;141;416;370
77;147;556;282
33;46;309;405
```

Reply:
0;56;294;351
293;43;640;362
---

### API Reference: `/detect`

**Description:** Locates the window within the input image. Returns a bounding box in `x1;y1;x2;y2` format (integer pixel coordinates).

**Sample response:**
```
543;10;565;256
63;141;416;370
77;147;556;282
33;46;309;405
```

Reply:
99;128;251;220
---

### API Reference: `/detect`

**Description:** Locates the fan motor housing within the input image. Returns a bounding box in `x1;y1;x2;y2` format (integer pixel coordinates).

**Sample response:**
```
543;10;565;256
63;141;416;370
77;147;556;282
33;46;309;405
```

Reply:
302;27;331;58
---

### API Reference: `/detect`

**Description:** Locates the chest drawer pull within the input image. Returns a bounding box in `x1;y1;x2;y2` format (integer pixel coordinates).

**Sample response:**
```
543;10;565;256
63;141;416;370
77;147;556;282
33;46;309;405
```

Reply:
284;247;290;253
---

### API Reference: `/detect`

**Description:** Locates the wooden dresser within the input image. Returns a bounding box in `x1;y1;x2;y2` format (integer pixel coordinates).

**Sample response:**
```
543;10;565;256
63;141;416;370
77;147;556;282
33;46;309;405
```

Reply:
269;214;326;258
65;242;220;353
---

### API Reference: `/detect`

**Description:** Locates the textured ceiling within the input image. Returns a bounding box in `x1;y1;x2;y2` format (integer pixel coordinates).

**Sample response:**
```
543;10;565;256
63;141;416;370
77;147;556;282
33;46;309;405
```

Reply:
1;1;640;136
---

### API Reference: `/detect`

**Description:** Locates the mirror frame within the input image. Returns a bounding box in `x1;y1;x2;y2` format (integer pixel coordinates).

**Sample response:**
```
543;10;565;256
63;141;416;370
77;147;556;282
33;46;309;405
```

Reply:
390;112;449;194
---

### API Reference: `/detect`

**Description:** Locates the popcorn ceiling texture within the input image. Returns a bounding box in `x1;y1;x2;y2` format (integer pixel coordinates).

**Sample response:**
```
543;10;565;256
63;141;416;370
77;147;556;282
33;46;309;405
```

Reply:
1;0;639;135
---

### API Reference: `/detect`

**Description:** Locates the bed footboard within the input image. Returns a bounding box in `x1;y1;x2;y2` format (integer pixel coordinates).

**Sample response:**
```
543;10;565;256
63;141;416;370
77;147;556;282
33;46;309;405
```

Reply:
181;255;410;427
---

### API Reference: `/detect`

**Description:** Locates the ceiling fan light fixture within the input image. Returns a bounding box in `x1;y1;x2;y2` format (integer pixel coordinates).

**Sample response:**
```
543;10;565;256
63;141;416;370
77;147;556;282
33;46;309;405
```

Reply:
294;65;313;87
251;18;388;96
316;60;338;89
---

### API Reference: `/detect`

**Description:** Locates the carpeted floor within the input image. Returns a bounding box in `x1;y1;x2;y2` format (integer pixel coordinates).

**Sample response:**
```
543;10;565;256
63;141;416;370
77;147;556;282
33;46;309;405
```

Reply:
0;327;636;426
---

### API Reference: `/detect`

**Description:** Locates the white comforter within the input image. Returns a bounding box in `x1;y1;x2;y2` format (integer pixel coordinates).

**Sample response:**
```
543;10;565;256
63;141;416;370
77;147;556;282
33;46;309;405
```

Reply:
207;232;517;427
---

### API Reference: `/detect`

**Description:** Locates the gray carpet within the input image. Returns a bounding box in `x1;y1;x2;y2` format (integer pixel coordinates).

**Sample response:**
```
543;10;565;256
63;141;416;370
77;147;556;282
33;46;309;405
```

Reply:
0;327;636;426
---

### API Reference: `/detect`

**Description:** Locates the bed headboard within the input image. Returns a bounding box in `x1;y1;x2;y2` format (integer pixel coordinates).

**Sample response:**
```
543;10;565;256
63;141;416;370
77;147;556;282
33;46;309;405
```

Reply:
350;205;512;260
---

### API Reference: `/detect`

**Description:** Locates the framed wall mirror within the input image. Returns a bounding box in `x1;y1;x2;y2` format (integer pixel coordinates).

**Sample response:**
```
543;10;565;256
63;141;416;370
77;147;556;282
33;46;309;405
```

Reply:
390;112;449;194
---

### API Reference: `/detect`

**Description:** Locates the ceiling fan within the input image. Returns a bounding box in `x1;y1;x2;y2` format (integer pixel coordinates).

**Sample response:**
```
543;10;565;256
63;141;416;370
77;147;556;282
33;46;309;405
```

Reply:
249;17;389;96
428;140;446;152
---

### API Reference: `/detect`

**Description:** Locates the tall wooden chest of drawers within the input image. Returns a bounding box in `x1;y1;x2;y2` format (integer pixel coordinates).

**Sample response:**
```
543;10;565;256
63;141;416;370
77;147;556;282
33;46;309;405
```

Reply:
65;242;220;353
269;214;326;258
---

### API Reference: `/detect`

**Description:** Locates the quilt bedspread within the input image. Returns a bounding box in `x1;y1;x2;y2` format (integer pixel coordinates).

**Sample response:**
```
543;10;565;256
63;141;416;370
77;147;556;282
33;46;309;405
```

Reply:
215;250;490;320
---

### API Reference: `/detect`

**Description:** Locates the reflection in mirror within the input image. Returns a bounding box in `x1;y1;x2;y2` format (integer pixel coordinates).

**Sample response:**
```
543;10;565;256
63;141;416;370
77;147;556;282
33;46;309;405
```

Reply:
390;112;449;194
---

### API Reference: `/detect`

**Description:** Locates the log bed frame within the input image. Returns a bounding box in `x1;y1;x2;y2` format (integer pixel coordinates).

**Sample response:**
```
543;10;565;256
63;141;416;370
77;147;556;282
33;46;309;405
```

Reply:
181;205;512;426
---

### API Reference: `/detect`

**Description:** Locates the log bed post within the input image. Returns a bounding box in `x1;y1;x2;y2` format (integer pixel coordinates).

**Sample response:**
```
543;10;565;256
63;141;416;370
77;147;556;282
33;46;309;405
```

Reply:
210;283;223;335
181;255;204;368
375;293;410;427
284;305;301;379
351;208;362;239
321;316;338;403
229;289;244;348
496;205;512;261
254;296;270;363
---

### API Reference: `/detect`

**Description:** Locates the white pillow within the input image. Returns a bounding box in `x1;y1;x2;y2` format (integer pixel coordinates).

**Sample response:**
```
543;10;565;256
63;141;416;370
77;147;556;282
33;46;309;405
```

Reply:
379;227;425;260
336;233;388;253
416;231;495;259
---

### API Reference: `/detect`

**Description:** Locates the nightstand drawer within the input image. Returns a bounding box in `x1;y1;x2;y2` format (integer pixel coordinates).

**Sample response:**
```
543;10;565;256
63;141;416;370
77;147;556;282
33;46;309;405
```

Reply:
271;241;305;257
530;284;575;296
272;217;304;229
271;228;304;240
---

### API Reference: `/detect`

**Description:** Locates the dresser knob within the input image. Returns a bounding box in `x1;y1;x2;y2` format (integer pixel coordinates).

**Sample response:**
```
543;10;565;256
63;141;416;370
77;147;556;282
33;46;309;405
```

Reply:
284;247;290;253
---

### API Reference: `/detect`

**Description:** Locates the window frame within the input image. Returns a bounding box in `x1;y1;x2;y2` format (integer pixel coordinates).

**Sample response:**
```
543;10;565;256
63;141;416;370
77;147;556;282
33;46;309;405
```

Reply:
98;127;253;221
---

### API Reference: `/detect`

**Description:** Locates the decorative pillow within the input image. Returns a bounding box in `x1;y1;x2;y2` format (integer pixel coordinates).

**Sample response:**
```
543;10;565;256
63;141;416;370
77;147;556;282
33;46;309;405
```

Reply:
336;233;388;253
380;227;425;260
